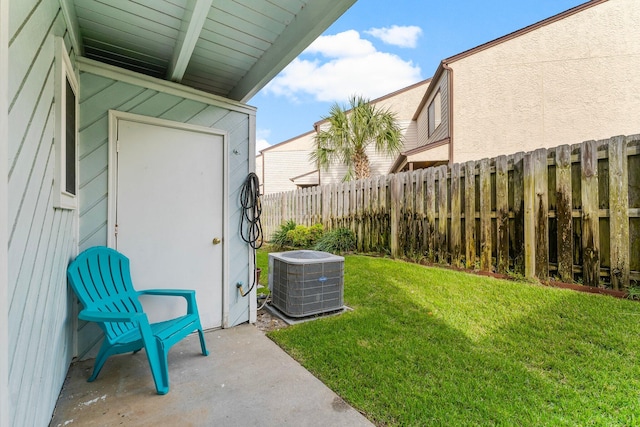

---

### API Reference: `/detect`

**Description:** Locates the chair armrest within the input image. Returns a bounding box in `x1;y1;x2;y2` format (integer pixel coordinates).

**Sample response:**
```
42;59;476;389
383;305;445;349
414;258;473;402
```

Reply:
137;289;198;314
138;289;195;298
79;309;145;323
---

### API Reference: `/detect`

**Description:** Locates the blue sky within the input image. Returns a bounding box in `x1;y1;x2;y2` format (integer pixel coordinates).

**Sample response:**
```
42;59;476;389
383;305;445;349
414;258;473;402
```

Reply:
248;0;586;152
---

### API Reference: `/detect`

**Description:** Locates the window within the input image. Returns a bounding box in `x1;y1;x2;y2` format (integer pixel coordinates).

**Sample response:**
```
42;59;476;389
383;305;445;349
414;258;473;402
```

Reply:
428;90;442;137
53;38;78;209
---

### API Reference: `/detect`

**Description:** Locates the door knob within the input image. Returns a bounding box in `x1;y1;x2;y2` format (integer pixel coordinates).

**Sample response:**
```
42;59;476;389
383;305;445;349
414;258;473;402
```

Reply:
212;237;221;245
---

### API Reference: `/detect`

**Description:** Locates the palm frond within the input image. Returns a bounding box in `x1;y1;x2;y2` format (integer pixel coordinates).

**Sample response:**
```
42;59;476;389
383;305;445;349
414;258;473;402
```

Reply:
313;94;404;180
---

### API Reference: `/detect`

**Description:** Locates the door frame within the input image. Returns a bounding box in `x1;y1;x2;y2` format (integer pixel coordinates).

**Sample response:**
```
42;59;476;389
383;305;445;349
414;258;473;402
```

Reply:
107;110;229;328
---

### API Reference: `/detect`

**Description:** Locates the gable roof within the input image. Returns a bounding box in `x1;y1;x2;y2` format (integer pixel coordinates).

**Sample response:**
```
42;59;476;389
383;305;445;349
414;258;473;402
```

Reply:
314;78;432;129
61;0;357;103
260;129;317;154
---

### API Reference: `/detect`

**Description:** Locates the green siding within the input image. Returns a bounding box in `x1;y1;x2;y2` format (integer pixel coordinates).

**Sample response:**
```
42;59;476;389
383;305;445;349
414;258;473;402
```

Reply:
7;0;76;426
77;69;252;357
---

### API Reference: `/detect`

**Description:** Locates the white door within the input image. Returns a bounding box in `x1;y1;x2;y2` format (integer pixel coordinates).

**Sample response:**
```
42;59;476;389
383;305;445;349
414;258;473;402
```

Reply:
116;119;223;330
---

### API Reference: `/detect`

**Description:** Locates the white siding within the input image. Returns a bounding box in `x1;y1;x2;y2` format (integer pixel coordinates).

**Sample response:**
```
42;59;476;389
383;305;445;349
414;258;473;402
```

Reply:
7;1;76;426
77;65;254;356
260;131;316;194
263;150;314;194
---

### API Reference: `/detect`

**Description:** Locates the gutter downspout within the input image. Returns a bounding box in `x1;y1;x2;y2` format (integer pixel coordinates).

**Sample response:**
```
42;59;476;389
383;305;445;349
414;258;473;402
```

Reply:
442;62;454;165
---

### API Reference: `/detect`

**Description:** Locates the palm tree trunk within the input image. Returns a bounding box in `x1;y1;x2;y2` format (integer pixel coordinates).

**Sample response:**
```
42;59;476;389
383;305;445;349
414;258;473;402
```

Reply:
354;150;370;179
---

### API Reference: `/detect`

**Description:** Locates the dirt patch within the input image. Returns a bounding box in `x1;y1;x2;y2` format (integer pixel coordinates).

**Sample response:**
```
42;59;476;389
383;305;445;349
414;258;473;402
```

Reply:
255;306;289;333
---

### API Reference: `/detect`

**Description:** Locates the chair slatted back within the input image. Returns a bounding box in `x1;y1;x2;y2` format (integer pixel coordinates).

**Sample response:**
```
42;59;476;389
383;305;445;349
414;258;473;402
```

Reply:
68;247;144;342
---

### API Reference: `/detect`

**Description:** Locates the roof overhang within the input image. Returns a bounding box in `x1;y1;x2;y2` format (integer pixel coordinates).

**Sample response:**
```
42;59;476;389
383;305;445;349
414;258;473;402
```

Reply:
389;139;450;173
63;0;357;103
290;170;320;187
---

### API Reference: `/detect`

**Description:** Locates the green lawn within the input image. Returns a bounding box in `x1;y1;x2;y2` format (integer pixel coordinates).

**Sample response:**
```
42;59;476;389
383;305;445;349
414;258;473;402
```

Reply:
258;250;640;426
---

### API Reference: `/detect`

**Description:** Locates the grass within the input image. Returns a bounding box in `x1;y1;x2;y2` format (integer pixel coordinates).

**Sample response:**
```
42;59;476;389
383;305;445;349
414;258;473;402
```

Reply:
258;251;640;426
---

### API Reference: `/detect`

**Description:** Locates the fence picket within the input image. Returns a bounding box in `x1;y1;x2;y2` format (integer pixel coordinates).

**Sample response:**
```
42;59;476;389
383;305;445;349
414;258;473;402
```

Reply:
555;145;573;283
464;161;476;269
390;174;400;257
496;155;509;273
437;166;449;264
451;163;462;267
533;148;549;280
426;168;436;262
512;152;525;275
406;171;416;254
479;159;492;271
523;153;535;278
581;140;600;287
371;176;380;250
356;180;364;252
416;169;426;254
608;136;630;289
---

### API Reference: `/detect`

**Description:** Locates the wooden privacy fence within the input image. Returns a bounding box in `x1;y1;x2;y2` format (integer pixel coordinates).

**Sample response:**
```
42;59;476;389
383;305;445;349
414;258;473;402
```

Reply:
261;135;640;289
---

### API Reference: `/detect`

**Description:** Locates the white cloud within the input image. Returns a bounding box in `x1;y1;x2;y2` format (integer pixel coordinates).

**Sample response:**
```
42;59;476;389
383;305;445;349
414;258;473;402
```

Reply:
264;30;422;103
256;129;271;154
256;138;271;154
365;25;423;48
304;29;376;58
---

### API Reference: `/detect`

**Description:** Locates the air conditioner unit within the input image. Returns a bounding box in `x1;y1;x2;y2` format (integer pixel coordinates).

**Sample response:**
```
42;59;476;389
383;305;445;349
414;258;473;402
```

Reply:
268;250;344;318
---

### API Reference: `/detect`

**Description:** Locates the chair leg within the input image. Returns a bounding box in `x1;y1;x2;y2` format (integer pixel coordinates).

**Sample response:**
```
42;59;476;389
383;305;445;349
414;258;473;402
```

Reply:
139;322;170;394
88;343;112;382
198;329;209;356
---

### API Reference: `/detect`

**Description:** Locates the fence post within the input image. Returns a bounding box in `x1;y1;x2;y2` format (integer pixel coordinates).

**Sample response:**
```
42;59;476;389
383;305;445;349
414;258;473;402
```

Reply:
322;184;330;229
363;177;371;252
416;169;426;256
370;176;380;250
356;180;364;252
450;163;462;267
479;159;492;271
512;152;525;275
608;136;630;289
581;140;600;287
523;153;536;279
425;168;436;262
555;145;573;283
390;173;400;258
282;191;286;225
464;161;476;269
495;155;509;274
380;175;388;250
437;166;448;263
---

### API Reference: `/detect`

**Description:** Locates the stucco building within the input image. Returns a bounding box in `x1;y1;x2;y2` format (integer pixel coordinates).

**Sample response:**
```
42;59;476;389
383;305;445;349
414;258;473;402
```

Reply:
399;0;640;170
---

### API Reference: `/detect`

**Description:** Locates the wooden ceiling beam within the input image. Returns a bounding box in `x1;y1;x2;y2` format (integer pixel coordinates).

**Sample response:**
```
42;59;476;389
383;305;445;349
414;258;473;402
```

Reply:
167;0;213;82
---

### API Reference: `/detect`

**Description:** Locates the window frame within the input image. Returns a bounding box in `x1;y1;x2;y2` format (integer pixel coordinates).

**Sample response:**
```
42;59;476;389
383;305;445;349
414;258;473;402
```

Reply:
53;37;79;210
427;90;442;137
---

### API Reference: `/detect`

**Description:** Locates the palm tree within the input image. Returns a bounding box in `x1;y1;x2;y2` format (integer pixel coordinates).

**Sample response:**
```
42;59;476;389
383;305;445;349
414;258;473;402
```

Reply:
311;95;403;181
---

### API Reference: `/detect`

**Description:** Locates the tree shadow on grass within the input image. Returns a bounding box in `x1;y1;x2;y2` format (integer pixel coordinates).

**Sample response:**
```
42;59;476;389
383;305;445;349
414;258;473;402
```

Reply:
270;256;640;426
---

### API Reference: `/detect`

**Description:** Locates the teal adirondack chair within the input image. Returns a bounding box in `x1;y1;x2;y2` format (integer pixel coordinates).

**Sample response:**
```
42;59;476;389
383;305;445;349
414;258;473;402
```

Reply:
67;246;209;395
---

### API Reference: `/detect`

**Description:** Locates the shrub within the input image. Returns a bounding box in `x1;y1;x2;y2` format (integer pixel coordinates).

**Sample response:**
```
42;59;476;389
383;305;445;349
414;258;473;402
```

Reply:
313;228;356;254
286;225;311;247
270;220;296;249
285;223;326;248
309;223;324;243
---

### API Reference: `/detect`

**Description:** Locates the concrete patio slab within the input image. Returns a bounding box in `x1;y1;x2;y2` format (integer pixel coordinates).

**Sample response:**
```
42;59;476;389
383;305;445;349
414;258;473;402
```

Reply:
50;324;373;426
